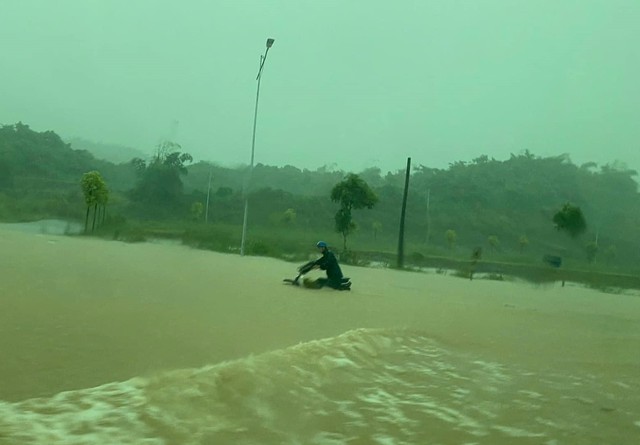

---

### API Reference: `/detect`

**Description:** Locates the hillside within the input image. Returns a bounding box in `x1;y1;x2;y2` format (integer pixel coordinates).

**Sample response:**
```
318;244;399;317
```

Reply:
66;137;149;165
0;123;135;220
2;123;639;272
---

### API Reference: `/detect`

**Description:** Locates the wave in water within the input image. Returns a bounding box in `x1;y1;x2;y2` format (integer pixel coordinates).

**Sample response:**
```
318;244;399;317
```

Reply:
1;328;638;444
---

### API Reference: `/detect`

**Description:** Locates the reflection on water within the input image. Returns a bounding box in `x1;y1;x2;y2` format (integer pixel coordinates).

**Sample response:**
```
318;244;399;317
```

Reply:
0;219;83;236
1;328;637;444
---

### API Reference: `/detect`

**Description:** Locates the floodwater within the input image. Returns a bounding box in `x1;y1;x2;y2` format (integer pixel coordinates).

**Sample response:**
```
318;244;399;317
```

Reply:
0;219;83;236
1;229;638;444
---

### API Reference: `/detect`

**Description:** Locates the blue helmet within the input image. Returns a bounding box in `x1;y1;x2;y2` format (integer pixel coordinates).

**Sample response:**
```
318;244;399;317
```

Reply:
316;241;328;248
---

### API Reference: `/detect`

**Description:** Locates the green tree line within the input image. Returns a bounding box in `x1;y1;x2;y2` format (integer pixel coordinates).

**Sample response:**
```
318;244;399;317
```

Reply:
1;123;639;271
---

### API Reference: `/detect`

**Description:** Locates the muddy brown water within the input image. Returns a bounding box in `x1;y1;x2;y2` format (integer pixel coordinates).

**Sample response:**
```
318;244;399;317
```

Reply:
1;229;638;443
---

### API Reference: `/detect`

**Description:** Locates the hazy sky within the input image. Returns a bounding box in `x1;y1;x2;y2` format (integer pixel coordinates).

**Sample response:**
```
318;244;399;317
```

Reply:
1;0;639;172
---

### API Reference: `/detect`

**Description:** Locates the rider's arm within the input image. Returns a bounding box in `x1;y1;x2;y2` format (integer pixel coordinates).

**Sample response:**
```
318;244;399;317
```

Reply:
313;256;327;269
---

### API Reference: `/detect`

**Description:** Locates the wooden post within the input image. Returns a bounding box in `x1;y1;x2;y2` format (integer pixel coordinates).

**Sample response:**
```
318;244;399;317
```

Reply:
397;157;411;268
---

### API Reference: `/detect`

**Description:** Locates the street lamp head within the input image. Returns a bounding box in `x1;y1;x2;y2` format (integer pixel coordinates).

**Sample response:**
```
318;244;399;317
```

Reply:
266;38;275;48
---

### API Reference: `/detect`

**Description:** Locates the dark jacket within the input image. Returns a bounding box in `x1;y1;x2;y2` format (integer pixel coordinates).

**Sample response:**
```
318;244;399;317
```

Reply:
314;249;343;281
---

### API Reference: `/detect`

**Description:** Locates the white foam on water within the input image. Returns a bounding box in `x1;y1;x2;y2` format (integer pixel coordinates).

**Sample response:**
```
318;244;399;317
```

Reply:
1;328;638;445
518;390;543;399
0;380;158;445
310;431;351;445
492;425;545;438
371;434;397;445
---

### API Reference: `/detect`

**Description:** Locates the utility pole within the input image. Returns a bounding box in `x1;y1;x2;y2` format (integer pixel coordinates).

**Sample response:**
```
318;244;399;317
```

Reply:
397;157;411;268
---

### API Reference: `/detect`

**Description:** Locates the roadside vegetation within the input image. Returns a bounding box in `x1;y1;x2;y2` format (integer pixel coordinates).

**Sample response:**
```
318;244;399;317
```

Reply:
2;122;639;291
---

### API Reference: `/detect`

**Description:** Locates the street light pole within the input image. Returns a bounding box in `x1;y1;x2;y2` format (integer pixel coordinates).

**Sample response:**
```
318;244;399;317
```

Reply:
240;38;275;256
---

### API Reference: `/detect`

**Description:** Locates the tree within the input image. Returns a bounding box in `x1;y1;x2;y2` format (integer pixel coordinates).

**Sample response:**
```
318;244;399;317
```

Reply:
215;186;234;198
334;207;355;250
130;141;193;216
445;229;457;250
604;245;617;265
330;173;378;250
372;221;382;240
96;183;109;228
487;235;500;253
190;202;204;221
282;208;297;224
585;241;598;264
553;203;587;238
80;171;108;233
518;235;529;253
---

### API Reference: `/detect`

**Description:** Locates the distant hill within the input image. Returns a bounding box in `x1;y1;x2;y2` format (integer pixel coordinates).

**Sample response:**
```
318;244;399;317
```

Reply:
3;122;640;271
0;123;107;184
66;137;149;164
0;123;136;196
